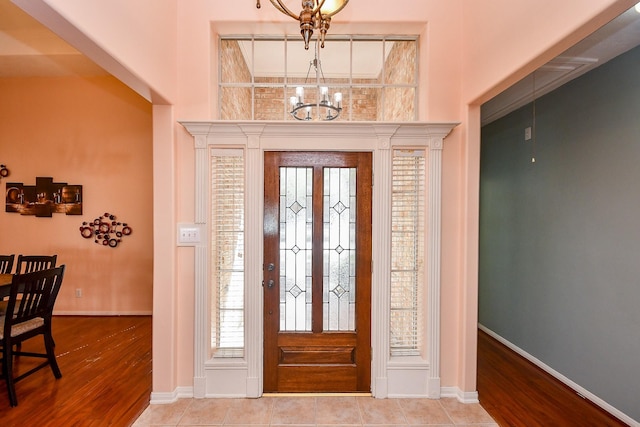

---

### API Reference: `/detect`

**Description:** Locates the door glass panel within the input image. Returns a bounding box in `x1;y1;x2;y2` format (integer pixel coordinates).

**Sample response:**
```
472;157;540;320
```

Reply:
323;167;357;331
279;167;313;331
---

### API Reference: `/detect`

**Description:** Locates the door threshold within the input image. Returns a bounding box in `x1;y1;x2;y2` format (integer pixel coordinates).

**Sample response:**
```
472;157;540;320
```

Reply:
263;392;372;397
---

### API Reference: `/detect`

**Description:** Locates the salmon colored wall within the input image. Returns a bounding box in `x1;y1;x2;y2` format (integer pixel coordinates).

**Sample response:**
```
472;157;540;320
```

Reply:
0;76;153;314
16;0;632;399
14;0;178;104
461;0;636;104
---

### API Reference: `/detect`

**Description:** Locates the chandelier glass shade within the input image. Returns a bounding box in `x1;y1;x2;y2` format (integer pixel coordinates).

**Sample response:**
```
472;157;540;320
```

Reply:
255;0;349;49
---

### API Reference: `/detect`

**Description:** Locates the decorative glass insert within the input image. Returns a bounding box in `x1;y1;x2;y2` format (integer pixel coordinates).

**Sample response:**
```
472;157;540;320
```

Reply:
390;150;425;356
279;167;313;331
323;167;357;331
211;149;245;357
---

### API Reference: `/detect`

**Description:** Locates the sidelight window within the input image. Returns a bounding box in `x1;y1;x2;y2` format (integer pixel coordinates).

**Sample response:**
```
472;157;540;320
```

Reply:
390;149;425;356
210;149;245;357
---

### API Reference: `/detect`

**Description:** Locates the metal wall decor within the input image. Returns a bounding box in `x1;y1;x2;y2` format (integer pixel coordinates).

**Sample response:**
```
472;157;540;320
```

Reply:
79;212;132;248
5;177;82;217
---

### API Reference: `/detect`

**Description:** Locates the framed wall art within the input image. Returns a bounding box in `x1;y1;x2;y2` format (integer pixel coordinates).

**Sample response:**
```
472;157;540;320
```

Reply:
5;176;82;217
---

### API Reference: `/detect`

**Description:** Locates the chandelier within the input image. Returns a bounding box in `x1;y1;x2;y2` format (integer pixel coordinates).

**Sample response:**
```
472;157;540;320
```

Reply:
255;0;349;49
289;43;342;121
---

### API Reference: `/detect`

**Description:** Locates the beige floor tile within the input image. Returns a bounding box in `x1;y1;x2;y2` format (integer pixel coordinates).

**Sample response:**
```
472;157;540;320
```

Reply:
271;396;317;425
133;399;192;426
397;398;453;425
132;396;499;426
225;397;275;424
178;398;234;425
438;398;495;425
361;425;409;427
356;397;406;425
317;425;363;427
316;396;363;425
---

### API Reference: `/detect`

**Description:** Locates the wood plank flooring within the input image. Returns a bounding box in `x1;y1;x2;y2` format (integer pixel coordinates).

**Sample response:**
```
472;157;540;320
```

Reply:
1;318;631;426
477;329;630;426
0;316;151;427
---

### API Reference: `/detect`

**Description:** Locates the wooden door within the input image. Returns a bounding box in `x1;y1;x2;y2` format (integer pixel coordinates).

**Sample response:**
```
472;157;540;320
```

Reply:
263;151;372;392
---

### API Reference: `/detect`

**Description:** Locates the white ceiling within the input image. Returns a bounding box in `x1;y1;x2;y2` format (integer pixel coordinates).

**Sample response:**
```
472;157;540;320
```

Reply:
2;0;639;123
481;5;640;125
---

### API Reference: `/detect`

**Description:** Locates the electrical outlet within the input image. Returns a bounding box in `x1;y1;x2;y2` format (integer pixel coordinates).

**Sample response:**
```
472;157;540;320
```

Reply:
75;288;82;298
524;127;532;141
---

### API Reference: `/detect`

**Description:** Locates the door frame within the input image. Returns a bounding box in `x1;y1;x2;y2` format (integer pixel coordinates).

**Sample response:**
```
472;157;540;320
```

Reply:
181;121;457;399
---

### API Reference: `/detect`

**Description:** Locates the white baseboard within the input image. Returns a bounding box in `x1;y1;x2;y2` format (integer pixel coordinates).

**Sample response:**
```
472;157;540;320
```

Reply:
150;387;193;404
149;385;479;405
53;310;152;316
440;387;479;403
478;324;639;427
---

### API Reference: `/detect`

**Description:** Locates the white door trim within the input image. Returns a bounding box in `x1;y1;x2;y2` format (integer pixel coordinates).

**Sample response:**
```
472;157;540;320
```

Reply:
181;121;457;398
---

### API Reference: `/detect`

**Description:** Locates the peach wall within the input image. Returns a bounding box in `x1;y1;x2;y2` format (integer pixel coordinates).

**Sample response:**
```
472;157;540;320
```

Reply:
0;76;153;314
18;0;634;399
14;0;178;104
461;0;636;104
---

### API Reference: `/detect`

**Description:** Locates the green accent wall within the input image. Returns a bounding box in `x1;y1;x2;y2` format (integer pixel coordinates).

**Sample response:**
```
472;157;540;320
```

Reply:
480;45;640;422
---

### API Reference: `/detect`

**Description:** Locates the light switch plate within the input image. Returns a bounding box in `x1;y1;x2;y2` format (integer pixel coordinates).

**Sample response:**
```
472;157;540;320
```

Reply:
177;223;202;246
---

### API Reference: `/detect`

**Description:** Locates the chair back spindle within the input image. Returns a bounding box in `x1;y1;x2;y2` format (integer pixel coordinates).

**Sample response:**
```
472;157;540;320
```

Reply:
15;255;57;274
0;254;15;274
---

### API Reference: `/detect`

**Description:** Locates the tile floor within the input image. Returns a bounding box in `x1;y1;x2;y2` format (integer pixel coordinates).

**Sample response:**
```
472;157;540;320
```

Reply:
132;395;498;426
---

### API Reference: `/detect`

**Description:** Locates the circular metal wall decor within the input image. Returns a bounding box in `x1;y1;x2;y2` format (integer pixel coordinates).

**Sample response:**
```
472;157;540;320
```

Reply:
79;212;132;248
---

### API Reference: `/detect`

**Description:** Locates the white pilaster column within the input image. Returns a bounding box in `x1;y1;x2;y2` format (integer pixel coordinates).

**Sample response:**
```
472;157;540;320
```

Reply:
188;129;209;398
240;124;265;397
371;126;396;398
426;135;444;398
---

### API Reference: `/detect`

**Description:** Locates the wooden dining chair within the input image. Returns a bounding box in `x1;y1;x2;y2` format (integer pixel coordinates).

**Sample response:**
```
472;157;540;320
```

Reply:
15;255;57;274
0;265;65;407
0;254;14;274
3;255;58;348
0;255;16;316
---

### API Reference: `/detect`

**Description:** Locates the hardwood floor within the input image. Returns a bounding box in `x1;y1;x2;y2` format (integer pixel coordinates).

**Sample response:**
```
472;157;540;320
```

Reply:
1;318;631;426
0;316;151;427
477;329;630;427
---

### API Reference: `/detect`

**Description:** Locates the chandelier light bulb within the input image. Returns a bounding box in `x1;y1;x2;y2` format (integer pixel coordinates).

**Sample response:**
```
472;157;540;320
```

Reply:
334;92;342;108
320;86;329;102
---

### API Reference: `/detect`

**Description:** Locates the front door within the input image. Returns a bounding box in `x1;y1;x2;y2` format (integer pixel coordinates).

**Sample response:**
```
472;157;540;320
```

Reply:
263;151;372;392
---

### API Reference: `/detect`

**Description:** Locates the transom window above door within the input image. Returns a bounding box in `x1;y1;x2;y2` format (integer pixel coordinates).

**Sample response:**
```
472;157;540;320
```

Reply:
218;36;418;121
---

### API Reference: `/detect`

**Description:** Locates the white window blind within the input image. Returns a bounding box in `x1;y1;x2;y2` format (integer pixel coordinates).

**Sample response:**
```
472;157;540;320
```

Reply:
211;149;245;357
390;149;425;356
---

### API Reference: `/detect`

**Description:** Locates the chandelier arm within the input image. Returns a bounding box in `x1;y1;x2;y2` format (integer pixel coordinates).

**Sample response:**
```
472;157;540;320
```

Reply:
310;0;328;16
269;0;299;20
